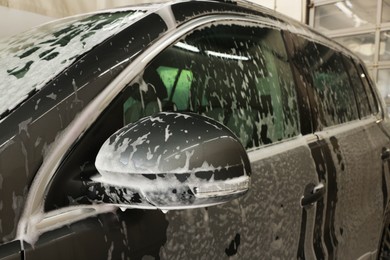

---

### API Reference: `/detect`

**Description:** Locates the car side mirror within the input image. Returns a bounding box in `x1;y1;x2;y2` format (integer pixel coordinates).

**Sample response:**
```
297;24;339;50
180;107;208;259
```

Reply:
90;112;251;210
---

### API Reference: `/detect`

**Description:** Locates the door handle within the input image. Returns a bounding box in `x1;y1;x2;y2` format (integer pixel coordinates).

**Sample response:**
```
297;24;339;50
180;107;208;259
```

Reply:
301;183;325;207
382;148;390;161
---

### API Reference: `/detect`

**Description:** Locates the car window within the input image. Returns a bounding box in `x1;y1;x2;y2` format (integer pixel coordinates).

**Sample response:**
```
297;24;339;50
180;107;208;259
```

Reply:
286;34;359;128
44;20;301;212
308;43;359;127
356;64;379;115
125;22;300;148
341;56;372;117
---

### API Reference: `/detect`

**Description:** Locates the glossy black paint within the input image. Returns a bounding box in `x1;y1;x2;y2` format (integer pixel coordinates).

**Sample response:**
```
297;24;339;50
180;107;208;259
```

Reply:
92;112;250;208
282;30;313;135
308;140;327;259
23;210;168;260
297;208;307;259
103;112;249;177
171;1;283;25
0;0;389;259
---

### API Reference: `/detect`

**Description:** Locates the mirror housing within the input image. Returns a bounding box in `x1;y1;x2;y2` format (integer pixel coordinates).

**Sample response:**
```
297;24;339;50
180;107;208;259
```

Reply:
91;112;251;210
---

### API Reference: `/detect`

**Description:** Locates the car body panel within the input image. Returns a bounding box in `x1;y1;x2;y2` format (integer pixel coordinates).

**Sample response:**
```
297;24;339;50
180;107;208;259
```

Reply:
0;241;20;260
30;141;320;259
159;139;319;259
23;211;168;260
312;119;388;258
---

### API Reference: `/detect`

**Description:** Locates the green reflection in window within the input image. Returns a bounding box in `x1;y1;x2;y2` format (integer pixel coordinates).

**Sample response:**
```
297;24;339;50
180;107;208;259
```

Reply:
156;66;193;110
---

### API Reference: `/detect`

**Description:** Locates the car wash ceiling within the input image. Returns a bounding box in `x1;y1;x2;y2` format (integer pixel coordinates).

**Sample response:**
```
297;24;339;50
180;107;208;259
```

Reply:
2;0;386;26
0;0;304;21
2;0;302;18
0;0;168;17
314;0;390;31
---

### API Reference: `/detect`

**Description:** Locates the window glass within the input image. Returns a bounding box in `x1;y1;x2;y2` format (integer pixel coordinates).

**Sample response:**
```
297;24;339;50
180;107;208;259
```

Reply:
378;69;390;112
314;1;376;32
156;66;193;110
380;30;390;61
368;69;374;78
383;0;390;23
357;65;379;114
308;43;359;126
342;57;372;116
124;23;300;148
333;33;375;63
288;35;359;127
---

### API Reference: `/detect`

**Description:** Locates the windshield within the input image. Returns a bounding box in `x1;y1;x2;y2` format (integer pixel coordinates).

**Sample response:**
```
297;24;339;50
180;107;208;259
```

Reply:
0;10;145;119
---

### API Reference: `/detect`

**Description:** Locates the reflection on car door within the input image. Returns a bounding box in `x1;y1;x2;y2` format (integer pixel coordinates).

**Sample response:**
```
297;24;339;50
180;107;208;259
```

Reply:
318;121;388;259
314;60;388;260
285;30;389;259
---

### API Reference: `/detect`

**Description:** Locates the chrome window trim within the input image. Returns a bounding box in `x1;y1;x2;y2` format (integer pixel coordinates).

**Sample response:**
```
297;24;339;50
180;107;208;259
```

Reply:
316;115;380;137
247;134;319;162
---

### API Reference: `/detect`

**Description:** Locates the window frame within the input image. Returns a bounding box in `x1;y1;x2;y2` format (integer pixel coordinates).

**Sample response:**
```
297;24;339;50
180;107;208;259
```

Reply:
282;31;379;132
307;42;361;128
357;63;382;117
127;20;303;149
340;55;372;119
281;30;315;135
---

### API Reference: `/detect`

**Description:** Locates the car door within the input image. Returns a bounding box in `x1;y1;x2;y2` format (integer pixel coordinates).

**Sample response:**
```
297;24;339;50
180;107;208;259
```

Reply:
112;16;321;258
20;14;321;259
282;30;343;260
285;30;390;259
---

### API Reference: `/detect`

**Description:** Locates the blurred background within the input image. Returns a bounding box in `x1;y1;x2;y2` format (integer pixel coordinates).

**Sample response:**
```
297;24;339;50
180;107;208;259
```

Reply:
0;0;304;37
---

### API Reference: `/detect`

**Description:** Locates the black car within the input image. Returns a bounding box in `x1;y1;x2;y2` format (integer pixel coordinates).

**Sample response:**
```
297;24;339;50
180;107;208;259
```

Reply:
1;0;390;259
